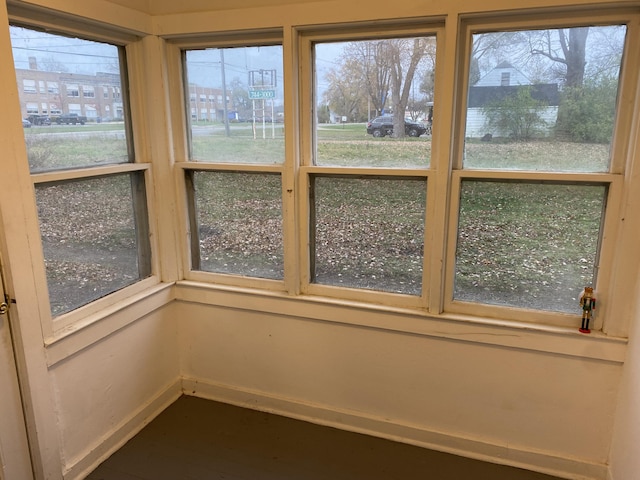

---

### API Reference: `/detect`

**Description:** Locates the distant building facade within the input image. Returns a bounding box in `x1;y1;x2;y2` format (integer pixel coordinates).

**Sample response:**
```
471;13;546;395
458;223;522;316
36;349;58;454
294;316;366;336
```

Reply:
16;57;230;122
466;61;560;138
15;57;124;121
187;83;234;122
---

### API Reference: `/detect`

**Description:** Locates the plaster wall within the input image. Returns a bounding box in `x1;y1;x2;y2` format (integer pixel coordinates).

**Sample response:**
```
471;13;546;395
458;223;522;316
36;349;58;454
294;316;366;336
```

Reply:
49;304;180;478
178;300;622;479
1;1;639;479
608;307;640;479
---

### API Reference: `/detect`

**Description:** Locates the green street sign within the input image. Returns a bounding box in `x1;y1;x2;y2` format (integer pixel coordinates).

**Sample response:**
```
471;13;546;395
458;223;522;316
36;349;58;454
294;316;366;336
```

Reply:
249;89;276;99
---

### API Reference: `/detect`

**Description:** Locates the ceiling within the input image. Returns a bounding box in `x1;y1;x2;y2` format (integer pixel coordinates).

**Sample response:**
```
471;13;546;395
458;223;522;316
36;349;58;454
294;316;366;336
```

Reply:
106;0;323;15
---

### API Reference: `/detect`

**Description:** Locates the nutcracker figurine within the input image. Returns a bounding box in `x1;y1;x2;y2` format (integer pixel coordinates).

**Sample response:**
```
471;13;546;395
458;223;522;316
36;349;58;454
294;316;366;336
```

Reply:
579;286;596;334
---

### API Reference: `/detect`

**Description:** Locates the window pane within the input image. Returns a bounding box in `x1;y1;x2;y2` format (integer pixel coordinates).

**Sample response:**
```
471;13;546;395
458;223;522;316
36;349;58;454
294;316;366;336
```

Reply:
184;46;285;164
454;181;606;313
312;177;426;295
192;171;283;279
11;26;129;173
464;25;626;172
314;38;435;168
36;174;151;317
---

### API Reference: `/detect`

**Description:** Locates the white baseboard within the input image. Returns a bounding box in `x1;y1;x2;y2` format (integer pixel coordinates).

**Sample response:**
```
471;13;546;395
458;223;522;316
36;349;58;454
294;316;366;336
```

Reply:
182;377;607;480
63;380;182;480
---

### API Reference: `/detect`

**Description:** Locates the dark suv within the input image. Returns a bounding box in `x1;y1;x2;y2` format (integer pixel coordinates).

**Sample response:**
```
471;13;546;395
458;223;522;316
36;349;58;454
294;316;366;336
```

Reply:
27;114;51;126
366;115;427;137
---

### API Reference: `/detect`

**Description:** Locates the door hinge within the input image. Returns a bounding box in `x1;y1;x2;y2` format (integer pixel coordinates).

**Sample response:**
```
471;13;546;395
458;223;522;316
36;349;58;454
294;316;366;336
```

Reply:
0;294;13;315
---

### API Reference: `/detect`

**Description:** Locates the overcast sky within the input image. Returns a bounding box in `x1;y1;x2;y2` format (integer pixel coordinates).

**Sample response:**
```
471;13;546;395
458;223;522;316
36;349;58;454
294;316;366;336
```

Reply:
10;26;120;75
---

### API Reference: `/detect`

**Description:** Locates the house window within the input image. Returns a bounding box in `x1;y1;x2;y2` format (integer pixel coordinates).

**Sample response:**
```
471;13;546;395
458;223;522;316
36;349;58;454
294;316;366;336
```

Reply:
11;25;152;319
449;20;627;321
47;82;59;94
83;85;95;98
500;71;510;86
182;44;285;279
26;102;38;114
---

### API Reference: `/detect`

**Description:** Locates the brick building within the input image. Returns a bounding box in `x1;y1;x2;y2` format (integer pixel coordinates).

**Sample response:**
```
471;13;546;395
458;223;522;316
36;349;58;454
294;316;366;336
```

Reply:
16;57;229;122
15;56;124;121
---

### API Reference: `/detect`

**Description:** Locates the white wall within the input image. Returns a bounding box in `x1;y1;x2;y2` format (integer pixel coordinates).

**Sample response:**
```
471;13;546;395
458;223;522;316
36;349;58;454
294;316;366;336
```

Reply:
1;1;639;480
48;304;180;479
608;301;640;479
176;291;622;480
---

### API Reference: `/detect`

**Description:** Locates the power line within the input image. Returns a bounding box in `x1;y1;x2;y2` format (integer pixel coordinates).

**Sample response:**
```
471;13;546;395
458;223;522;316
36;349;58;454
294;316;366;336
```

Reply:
12;46;118;60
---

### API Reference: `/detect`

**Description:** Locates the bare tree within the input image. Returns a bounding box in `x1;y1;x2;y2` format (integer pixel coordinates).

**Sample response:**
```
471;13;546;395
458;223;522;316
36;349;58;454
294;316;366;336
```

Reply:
343;41;391;117
40;55;69;73
322;57;368;121
384;38;431;137
323;37;433;132
530;27;589;88
528;28;589;138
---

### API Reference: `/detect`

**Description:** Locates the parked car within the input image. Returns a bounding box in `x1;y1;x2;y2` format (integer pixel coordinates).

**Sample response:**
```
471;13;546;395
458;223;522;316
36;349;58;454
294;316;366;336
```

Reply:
366;115;427;137
27;114;51;126
22;119;31;128
54;113;87;125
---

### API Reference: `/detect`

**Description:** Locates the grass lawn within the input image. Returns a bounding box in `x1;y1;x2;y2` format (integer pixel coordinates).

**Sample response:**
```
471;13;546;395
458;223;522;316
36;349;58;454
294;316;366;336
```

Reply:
24;123;607;316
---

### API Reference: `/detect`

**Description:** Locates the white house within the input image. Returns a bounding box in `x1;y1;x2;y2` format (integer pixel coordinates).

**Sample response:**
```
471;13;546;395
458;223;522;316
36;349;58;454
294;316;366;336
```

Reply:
465;61;560;138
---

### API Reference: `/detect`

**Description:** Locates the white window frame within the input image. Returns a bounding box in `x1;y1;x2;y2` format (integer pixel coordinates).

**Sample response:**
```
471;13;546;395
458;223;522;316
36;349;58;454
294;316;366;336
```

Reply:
9;18;160;337
441;10;638;333
298;23;442;309
168;31;287;291
164;9;639;337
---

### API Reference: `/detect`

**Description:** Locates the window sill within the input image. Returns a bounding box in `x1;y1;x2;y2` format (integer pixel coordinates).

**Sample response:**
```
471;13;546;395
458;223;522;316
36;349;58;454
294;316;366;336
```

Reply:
175;280;627;363
45;282;174;366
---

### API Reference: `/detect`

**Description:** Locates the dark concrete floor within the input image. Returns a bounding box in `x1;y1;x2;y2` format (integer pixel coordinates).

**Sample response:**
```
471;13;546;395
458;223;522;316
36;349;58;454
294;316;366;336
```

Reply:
86;395;564;480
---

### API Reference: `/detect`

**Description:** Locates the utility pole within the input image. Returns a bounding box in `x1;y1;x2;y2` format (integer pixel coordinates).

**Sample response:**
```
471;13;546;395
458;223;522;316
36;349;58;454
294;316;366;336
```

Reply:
220;49;230;137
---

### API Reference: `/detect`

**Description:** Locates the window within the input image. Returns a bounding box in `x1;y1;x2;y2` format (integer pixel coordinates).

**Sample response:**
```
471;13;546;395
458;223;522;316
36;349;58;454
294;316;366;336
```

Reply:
182;43;285;281
47;81;59;94
302;30;436;305
68;103;82;115
311;176;426;295
446;18;628;323
66;84;79;97
82;85;95;98
23;79;36;93
11;25;152;319
173;13;635;331
26;102;38;114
